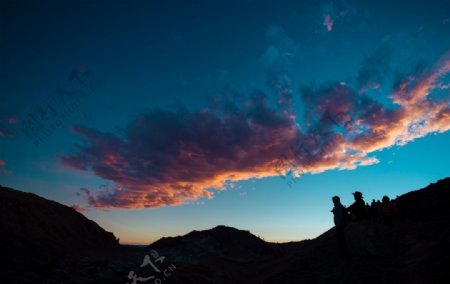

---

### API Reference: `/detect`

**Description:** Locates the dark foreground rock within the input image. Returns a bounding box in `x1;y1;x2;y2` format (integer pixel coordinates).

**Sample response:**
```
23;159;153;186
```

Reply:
0;185;139;284
1;177;449;283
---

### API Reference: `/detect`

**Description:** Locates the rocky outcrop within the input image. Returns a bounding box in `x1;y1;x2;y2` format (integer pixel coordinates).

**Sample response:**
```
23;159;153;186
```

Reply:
0;185;123;283
0;185;118;258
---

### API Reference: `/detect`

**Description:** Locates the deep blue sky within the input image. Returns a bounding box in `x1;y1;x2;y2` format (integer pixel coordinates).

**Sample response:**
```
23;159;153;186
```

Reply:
1;0;450;244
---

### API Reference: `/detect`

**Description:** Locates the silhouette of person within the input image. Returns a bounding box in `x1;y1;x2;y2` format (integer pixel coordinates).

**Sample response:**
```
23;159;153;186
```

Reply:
380;195;396;234
348;191;376;256
331;196;348;255
348;191;367;221
369;199;379;222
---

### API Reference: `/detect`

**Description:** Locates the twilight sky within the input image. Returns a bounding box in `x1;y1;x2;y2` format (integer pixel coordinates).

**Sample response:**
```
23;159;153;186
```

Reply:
1;0;450;244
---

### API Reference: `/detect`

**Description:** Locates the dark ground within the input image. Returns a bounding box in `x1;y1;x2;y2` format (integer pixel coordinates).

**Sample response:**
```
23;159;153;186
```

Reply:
1;178;449;284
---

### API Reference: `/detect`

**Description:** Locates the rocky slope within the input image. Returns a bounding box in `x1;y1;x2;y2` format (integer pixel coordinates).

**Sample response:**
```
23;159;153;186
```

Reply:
0;185;132;283
149;177;450;284
1;177;449;283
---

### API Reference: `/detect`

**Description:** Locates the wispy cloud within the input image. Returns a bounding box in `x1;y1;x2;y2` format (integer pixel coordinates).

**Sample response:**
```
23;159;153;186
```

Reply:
0;117;16;137
71;204;87;212
356;46;391;93
323;15;334;32
0;160;12;175
7;117;19;124
321;0;355;32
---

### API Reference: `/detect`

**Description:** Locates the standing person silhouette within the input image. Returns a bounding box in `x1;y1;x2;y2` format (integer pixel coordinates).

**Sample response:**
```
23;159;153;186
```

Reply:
348;191;366;221
380;195;396;235
331;196;348;255
348;191;376;256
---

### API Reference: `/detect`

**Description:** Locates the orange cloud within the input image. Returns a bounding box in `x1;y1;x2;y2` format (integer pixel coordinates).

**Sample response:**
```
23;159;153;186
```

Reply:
62;52;450;209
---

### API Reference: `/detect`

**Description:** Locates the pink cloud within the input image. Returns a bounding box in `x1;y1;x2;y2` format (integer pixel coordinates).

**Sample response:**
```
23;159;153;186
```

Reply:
62;102;301;208
72;204;87;212
323;15;334;32
0;160;12;175
7;117;18;124
0;117;19;138
61;51;450;209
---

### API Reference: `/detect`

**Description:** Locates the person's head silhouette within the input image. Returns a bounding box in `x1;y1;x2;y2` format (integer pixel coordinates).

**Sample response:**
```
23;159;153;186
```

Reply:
332;195;340;205
353;191;363;201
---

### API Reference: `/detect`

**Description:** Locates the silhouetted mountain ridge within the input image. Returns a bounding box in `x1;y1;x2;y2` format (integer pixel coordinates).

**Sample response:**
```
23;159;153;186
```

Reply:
1;177;449;283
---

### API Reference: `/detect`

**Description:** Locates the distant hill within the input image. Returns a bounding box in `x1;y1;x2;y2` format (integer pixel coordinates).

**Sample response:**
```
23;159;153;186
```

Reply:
1;177;449;283
150;225;275;263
